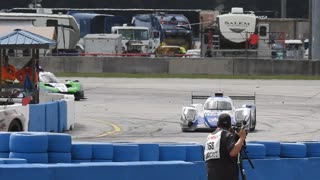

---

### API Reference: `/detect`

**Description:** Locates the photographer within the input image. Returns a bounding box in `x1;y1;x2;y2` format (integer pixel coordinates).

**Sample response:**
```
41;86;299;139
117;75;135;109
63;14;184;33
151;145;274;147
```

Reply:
204;113;247;180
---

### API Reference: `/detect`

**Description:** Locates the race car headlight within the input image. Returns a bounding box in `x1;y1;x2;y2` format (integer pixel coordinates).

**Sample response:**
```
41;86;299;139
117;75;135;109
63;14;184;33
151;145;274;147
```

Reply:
183;108;196;121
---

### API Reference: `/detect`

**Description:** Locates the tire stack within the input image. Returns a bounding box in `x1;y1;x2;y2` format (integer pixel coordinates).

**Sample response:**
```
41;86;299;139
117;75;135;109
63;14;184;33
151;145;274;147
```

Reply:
0;132;11;158
249;141;281;159
91;143;114;162
242;143;266;159
71;142;93;163
138;143;159;161
280;142;307;158
159;144;187;161
300;141;320;157
0;158;27;164
113;143;140;162
185;144;204;161
47;133;72;163
9;132;49;163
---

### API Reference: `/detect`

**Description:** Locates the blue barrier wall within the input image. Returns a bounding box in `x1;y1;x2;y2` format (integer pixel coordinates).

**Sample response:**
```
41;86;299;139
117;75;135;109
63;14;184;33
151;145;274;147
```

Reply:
3;132;320;179
0;161;206;180
45;102;59;132
58;100;67;133
243;158;320;180
29;100;68;133
0;132;320;180
28;104;46;132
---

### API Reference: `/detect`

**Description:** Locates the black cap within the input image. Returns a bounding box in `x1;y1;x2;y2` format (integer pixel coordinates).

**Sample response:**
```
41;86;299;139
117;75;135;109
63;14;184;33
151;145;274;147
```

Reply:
217;113;231;128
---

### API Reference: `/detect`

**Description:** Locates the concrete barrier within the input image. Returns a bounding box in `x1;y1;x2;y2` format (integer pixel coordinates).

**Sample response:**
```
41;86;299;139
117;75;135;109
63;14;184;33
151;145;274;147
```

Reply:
17;56;318;76
10;56;320;75
233;59;273;75
169;58;233;75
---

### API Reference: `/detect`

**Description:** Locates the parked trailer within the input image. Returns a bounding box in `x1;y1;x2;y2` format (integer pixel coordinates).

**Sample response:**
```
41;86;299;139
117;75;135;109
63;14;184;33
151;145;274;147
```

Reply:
83;34;122;55
0;11;80;54
67;11;126;52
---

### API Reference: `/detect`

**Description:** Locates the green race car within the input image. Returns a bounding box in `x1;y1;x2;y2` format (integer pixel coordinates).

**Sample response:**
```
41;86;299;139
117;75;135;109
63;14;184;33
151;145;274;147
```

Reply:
39;71;85;101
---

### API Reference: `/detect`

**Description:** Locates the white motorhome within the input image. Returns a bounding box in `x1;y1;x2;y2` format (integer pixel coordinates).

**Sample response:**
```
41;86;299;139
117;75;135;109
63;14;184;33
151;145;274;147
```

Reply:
111;25;160;54
201;7;270;57
0;12;80;55
217;7;257;46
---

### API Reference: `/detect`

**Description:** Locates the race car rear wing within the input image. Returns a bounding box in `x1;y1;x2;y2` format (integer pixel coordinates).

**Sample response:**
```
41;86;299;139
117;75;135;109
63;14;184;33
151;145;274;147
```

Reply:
191;92;256;104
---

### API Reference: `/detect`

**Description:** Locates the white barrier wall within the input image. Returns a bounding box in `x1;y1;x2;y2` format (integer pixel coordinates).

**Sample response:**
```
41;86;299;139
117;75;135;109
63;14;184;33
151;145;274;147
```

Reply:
63;95;75;130
39;91;66;103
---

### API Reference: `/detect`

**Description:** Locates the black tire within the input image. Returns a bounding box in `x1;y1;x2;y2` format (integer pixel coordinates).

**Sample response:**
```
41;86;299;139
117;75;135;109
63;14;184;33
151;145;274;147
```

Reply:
249;108;257;132
74;91;84;101
8;119;23;132
249;119;256;132
181;128;193;132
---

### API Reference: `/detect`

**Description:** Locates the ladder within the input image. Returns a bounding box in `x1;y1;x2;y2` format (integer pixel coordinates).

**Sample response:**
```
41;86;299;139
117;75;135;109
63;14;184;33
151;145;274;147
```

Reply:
212;35;220;49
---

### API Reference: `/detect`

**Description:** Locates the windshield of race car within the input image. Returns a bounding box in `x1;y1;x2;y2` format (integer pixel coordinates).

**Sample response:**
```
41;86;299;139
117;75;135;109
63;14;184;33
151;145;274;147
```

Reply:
39;73;59;83
204;100;232;110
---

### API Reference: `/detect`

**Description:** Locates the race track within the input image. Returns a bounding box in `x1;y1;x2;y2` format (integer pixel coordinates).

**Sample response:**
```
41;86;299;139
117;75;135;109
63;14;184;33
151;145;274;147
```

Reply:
66;78;320;144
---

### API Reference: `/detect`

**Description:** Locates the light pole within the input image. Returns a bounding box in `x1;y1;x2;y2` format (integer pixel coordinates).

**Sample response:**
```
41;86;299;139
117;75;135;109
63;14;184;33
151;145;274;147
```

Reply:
311;0;320;60
29;0;42;8
309;0;312;59
281;0;287;18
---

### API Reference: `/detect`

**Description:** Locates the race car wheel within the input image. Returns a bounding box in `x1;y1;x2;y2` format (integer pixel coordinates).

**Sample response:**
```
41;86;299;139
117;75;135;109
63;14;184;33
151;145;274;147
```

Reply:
8;119;23;132
74;93;81;101
74;91;84;101
249;108;257;132
250;121;256;132
181;128;193;132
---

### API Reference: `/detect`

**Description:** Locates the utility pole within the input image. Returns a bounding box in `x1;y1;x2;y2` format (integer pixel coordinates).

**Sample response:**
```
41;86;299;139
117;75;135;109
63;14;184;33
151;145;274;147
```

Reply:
312;0;320;60
309;0;312;59
281;0;287;18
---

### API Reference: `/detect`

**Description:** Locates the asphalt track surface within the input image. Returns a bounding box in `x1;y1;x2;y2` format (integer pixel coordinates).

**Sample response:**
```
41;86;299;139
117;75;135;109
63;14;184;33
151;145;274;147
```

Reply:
66;78;320;144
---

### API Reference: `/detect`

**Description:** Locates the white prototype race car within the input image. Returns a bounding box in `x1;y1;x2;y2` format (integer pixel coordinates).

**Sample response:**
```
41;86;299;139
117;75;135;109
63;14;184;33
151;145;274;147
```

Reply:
180;92;256;132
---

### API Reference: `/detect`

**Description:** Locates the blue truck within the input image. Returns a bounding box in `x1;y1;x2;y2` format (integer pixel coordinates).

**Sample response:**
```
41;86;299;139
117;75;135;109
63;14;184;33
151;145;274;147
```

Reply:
132;12;193;50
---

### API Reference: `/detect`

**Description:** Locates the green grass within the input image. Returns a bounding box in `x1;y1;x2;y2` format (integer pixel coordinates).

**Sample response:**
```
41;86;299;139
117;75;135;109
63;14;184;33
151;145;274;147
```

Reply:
55;72;320;80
